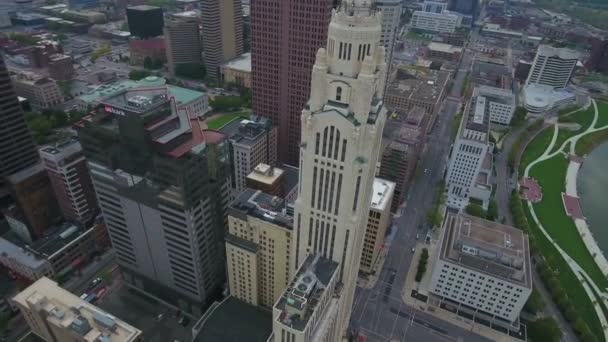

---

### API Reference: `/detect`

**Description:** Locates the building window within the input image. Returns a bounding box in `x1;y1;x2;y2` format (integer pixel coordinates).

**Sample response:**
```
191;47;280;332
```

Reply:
336;87;342;101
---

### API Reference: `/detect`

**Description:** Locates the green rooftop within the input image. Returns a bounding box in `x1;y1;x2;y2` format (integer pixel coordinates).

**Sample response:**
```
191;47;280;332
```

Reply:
193;297;272;342
77;76;205;106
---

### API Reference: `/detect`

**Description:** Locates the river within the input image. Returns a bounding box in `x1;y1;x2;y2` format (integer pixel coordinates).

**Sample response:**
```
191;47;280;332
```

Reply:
578;142;608;257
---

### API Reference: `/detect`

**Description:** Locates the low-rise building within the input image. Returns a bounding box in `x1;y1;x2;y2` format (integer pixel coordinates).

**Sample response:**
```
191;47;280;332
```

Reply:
0;221;110;282
48;54;74;81
11;73;64;110
427;42;463;62
70;40;92;54
429;212;532;326
12;277;142;342
225;188;294;308
128;37;166;66
385;66;450;121
220;52;251;89
75;77;208;117
360;178;395;273
411;10;461;33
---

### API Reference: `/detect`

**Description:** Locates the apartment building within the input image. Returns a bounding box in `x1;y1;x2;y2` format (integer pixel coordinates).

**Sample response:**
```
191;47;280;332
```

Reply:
360;178;395;273
225;188;294;308
77;88;231;315
164;11;202;77
410;10;461;33
474;85;516;126
13;277;142;342
11;72;63;110
218;116;278;196
39;137;98;226
429;212;532;325
48;54;74;81
446;94;492;209
427;42;463;62
423;0;448;13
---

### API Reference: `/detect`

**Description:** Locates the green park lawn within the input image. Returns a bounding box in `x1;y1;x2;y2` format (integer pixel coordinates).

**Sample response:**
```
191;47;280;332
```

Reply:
529;155;608;289
524;207;604;340
594;101;608;129
550;106;596;154
206;111;251;130
519;128;553;175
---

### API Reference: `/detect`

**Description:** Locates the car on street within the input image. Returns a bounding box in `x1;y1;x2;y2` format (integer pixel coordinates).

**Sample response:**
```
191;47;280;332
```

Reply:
411;247;416;253
178;316;190;327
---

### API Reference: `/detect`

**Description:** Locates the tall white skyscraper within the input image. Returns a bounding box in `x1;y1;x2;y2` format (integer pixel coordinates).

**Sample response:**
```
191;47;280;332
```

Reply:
272;1;388;341
376;0;401;63
526;45;579;89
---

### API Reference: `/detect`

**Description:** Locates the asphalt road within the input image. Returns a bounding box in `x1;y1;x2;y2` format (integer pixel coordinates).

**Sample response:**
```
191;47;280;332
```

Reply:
349;51;492;342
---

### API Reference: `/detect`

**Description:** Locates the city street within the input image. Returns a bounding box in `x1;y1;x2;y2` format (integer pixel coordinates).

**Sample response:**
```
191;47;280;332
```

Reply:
348;50;493;342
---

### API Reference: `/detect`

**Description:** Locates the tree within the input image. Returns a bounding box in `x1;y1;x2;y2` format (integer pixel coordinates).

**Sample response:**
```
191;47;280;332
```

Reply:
58;80;73;99
415;248;429;282
210;96;244;112
510;107;527;126
129;69;152;81
56;32;67;42
175;62;206;80
487;199;498;221
465;203;486;219
527;318;561;342
523;288;544;314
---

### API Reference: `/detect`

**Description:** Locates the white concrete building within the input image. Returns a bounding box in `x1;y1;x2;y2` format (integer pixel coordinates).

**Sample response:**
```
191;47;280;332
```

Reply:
410;10;461;33
376;0;401;63
429;212;532;325
13;277;142;342
526;45;579;89
273;1;388;341
446;93;491;209
523;45;579;113
474;85;516;126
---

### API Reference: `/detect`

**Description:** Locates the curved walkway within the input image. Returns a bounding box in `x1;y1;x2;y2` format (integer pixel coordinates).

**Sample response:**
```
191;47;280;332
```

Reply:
524;99;608;341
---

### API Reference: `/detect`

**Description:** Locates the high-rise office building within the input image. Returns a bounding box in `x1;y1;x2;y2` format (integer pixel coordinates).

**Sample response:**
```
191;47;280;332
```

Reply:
0;53;39;191
77;88;231;315
126;5;164;39
446;92;492;209
250;0;335;166
273;2;388;340
200;0;243;79
13;277;143;342
164;11;202;77
423;0;448;13
376;0;401;65
39;137;98;226
526;45;579;90
587;38;608;73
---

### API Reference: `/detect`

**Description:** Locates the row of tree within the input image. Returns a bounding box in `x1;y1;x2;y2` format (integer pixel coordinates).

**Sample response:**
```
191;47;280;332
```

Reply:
414;248;429;282
464;200;498;221
508;119;544;172
509;191;600;342
25;109;87;144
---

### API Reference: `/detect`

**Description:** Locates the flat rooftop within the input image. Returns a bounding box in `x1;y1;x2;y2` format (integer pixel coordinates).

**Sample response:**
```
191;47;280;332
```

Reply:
275;254;339;331
218;116;272;146
28;223;88;259
193;297;271;342
475;85;515;106
13;277;142;342
39;136;81;158
228;189;294;230
428;42;463;54
371;178;395;212
247;163;284;186
388;67;450;103
440;212;532;288
222;53;251;73
459;94;490;141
